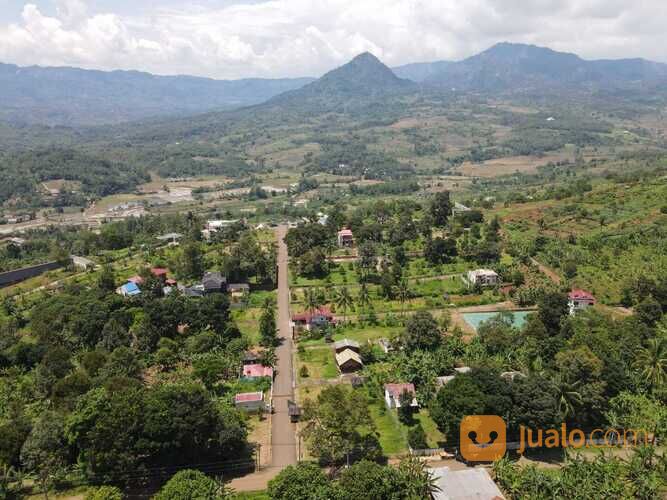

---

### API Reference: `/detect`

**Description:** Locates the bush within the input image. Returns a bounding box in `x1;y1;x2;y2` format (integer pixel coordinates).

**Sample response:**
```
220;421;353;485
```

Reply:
154;470;228;500
299;365;309;378
85;486;123;500
408;424;428;450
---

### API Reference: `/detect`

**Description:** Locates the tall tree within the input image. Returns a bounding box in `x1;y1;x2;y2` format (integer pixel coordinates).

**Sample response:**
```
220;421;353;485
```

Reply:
634;335;667;394
334;287;354;323
429;191;453;227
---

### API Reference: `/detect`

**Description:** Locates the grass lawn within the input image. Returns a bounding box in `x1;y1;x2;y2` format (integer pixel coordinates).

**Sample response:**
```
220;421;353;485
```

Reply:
369;402;408;455
297;347;338;380
233;307;261;344
413;409;446;448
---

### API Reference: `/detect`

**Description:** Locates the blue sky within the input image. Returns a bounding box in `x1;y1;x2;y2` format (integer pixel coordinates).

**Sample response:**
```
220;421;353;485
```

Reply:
1;1;666;79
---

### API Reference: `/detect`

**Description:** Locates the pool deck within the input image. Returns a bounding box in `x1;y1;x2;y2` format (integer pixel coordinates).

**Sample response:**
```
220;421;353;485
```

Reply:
450;301;537;338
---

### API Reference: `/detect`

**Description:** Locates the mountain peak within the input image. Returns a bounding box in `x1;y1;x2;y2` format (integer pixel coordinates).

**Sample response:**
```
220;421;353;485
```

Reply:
269;51;414;104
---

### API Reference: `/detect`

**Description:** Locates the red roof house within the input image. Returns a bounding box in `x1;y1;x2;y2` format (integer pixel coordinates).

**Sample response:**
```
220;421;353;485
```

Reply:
337;228;354;247
127;275;144;285
384;383;419;409
242;364;274;379
568;289;596;314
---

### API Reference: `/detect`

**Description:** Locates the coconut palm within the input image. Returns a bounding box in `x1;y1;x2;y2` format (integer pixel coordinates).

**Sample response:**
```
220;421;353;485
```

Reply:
357;282;371;310
396;278;411;316
303;287;321;316
633;334;667;393
334;286;354;323
552;374;583;421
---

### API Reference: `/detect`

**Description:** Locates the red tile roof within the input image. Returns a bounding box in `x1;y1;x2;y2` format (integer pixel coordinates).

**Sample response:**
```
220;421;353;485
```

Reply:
151;268;169;277
242;364;274;378
568;289;596;302
338;228;353;236
292;306;334;323
235;391;264;403
127;275;144;284
384;383;416;399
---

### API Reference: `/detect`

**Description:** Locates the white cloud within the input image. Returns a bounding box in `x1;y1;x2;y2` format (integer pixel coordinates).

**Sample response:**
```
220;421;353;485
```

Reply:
0;0;665;79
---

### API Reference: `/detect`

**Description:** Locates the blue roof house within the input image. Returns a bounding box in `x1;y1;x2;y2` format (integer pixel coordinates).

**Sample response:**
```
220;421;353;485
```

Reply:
117;282;141;297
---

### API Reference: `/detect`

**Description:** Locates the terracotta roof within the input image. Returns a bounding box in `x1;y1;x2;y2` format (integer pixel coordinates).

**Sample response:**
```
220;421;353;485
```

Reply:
338;228;353;236
151;268;169;277
127;275;144;284
234;392;263;403
292;306;334;322
568;289;596;302
242;364;273;378
384;383;416;398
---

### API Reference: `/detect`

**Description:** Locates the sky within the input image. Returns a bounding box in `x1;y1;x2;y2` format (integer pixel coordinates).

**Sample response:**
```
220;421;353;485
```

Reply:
1;0;666;80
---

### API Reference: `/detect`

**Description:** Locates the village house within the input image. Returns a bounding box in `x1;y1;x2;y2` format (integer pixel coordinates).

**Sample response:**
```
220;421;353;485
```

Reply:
242;364;274;379
291;307;335;337
335;349;364;373
465;269;499;288
337;228;354;247
116;281;141;297
333;338;360;354
227;283;250;302
243;349;264;366
234;392;265;412
384;383;419;409
568;289;596;315
202;271;227;294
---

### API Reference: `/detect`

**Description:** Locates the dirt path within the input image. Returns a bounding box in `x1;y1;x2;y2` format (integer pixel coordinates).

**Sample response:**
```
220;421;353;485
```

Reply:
530;257;562;285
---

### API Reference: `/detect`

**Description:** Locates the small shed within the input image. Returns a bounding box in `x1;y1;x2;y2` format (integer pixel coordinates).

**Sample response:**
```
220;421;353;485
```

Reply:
117;282;141;297
384;383;418;409
234;392;264;412
71;255;95;270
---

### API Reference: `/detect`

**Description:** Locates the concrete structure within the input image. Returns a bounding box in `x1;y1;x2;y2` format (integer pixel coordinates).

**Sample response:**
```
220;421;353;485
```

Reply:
234;392;264;412
453;202;472;214
228;283;250;299
335;349;363;373
71;255;95;270
384;383;419;409
429;467;504;500
242;364;274;379
465;269;499;288
568;289;596;315
337;228;354;247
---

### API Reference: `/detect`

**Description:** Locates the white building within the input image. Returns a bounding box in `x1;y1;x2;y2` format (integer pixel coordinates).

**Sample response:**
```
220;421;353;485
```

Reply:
568;289;596;315
465;269;499;288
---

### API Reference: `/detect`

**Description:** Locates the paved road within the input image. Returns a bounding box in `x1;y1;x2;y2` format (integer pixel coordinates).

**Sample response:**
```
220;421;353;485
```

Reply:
270;225;297;468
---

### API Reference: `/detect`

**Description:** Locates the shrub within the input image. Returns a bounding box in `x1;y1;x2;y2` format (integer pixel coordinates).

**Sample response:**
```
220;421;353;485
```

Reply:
299;365;309;378
85;486;123;500
408;424;428;450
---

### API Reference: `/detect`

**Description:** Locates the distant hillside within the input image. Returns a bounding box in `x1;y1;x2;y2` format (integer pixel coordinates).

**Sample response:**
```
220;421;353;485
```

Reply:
423;42;667;90
270;52;416;106
392;60;452;82
0;63;314;126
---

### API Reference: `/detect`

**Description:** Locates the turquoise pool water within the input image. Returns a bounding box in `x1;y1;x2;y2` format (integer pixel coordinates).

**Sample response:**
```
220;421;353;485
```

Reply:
462;310;533;332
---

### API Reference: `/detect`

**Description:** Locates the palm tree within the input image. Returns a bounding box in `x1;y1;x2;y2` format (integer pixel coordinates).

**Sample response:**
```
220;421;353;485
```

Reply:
634;335;667;393
397;278;411;316
357;283;371;311
334;286;354;323
552;375;583;421
303;287;321;316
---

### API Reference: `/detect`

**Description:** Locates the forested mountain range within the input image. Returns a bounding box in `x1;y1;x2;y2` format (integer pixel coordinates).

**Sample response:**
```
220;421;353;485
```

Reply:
398;42;667;89
3;42;666;128
0;62;314;126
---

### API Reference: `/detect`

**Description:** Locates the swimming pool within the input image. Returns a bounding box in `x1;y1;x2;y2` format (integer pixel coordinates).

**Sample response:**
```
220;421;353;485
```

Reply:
462;310;533;332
